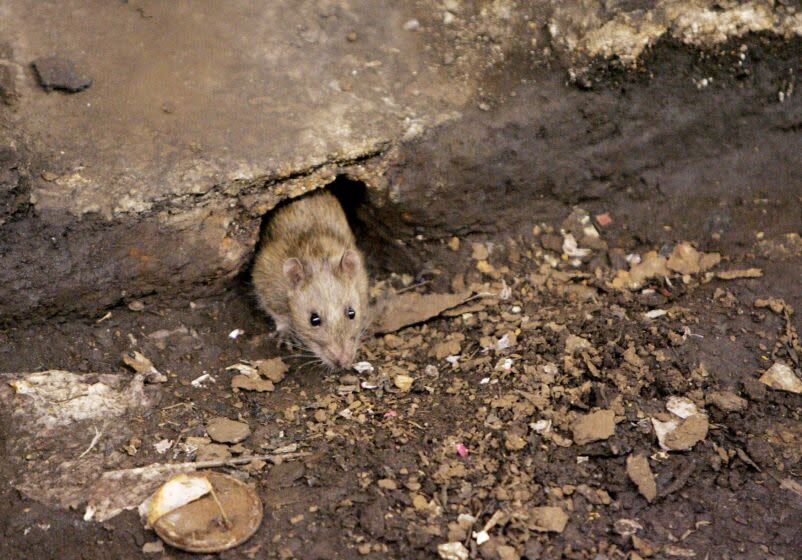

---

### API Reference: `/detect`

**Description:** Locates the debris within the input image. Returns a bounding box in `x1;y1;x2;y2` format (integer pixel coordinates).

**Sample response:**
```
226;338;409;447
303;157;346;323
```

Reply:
652;413;708;451
206;418;251;444
666;396;700;419
437;542;469;560
377;291;472;333
122;351;167;383
564;334;592;355
353;361;374;374
154;439;172;455
644;309;667;319
595;213;613;227
527;506;569;533
143;472;263;553
257;358;288;383
128;300;145;311
142;540;164;554
705;391;748;412
666;242;720;275
754;297;790;315
403;19;421;31
228;329;245;339
626;454;657;502
32;56;92;92
231;375;274;392
7;370;154;430
759;362;802;394
611;252;669;290
196;444;232;463
562;233;590;258
393;374;414;392
191;373;215;388
471;242;489;260
716;268;763;280
572;409;615;445
448;237;460;251
455;443;468;458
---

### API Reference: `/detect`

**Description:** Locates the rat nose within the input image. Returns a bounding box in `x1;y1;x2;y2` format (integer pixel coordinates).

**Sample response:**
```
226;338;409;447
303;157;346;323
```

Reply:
336;348;353;369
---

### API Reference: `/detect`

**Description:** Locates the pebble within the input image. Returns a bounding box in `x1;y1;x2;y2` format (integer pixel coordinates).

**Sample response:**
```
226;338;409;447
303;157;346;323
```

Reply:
206;417;251;444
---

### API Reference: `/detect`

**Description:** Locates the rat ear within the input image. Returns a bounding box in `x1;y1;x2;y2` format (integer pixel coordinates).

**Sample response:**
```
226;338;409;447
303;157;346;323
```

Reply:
283;258;305;287
339;250;360;276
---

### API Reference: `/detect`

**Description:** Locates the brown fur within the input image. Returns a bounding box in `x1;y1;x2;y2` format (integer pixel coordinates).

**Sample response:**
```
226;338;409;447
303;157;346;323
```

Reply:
252;190;369;369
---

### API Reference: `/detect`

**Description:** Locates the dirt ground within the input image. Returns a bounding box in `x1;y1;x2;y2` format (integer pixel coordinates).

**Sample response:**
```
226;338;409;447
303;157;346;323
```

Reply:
1;200;801;559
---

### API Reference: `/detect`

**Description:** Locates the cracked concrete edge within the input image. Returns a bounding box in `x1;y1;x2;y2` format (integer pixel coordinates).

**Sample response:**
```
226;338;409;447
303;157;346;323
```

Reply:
550;0;802;66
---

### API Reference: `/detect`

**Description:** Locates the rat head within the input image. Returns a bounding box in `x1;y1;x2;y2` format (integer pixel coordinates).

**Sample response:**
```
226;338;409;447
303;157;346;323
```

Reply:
284;250;368;370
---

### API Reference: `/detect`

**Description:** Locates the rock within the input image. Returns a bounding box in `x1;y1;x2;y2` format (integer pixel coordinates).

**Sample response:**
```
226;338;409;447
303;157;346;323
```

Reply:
759;362;802;394
652;413;708;451
195;443;232;462
572;409;615;445
377;478;397;490
206;417;251;443
142;540;164;554
705;390;748;412
471;242;489;260
626;454;657;502
257;358;288;383
527;506;569;533
437;542;469;560
231;375;275;392
394;374;414;392
32;56;92;92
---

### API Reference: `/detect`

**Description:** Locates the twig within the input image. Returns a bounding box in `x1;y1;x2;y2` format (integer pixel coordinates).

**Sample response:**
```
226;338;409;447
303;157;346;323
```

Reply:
79;426;104;458
192;451;311;469
207;484;233;529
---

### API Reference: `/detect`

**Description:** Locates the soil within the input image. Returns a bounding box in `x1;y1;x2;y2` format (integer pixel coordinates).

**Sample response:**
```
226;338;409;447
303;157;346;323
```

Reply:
1;10;801;560
1;204;801;559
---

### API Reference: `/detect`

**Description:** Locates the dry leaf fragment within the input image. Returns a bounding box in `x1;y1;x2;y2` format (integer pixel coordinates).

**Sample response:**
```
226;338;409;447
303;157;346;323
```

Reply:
626;454;657;502
377;291;471;333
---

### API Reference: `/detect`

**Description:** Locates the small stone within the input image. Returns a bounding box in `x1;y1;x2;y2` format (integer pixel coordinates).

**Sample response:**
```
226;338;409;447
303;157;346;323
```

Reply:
527;506;568;533
258;358;288;383
195;443;232;462
394;374;414;392
653;414;708;451
32;56;92;92
759;362;802;394
357;543;371;555
505;433;527;451
471;242;489;260
448;237;460;251
347;31;358;42
377;478;398;490
705;390;748;412
206;417;251;443
142;540;164;554
437;541;469;560
403;19;421;31
412;494;429;510
572;409;615;445
626;454;657;502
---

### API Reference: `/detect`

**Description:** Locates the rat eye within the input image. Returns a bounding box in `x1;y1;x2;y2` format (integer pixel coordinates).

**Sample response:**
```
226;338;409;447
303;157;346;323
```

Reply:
346;307;356;320
309;312;321;327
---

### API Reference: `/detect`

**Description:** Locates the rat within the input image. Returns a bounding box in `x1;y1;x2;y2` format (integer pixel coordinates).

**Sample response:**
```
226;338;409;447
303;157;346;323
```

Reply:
252;189;369;370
